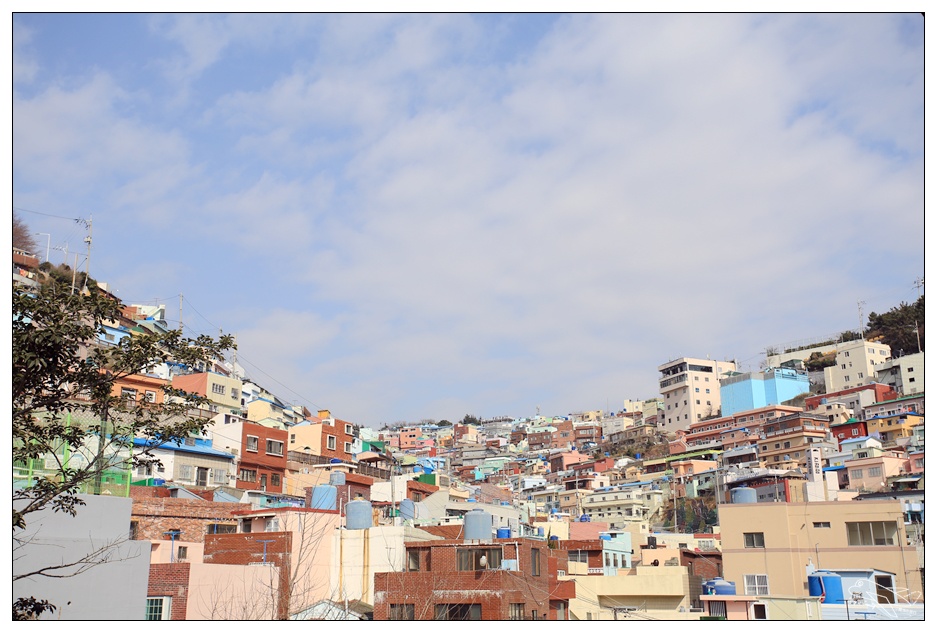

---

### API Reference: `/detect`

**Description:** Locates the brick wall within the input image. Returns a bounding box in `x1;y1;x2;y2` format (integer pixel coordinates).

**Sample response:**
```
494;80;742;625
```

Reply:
148;563;191;620
373;539;567;621
131;494;241;543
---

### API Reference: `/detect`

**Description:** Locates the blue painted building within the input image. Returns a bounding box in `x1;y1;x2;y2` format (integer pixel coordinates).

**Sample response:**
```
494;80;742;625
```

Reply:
720;367;810;417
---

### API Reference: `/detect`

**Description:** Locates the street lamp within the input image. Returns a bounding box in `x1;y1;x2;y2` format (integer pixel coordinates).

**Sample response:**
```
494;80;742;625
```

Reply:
34;232;50;262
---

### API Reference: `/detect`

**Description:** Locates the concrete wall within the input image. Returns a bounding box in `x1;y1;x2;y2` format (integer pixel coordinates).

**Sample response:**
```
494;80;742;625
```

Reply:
14;494;150;620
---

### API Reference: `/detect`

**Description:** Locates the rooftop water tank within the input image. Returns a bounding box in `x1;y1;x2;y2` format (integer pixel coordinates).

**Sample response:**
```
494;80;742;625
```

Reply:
464;508;492;541
808;570;844;604
399;498;416;521
599;534;612;541
329;471;346;486
345;499;373;530
703;577;737;595
537;527;545;537
310;484;337;511
731;486;757;504
579;514;591;522
496;527;511;539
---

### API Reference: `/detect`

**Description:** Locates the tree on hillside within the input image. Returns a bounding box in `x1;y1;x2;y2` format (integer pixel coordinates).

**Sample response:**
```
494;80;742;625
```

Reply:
13;282;235;619
462;414;479;425
13;212;39;254
866;296;924;356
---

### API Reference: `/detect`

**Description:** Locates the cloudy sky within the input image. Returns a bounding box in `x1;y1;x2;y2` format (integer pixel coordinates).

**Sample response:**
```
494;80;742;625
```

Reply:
12;12;925;427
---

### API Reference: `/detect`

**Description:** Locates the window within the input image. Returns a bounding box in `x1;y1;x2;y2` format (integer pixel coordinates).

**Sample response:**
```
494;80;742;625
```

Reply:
509;603;525;620
868;466;882;477
213;468;227;484
813;522;831;529
130;521;139;540
568;550;589;563
744;574;769;596
327;435;337;450
407;549;420;571
858;373;864;379
290;433;295;444
266;439;284;456
344;442;353;454
531;547;541;576
345;423;353;435
271;473;280;487
844;376;850;383
265;517;279;532
239;468;257;483
206;523;237;534
178;465;193;481
846;521;898;546
389;604;415;620
121;387;138;401
177;546;188;560
231;388;239;400
852;428;860;436
852;469;863;479
211;383;226;395
435;604;481;620
144;390;157;403
145;597;171;620
246;435;259;452
743;532;765;548
456;547;502;571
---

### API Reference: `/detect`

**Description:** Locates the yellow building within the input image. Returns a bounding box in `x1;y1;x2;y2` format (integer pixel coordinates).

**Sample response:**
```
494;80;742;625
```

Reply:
718;499;922;601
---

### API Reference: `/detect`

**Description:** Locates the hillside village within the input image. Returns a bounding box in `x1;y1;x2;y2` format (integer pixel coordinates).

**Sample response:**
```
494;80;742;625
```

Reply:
12;249;925;621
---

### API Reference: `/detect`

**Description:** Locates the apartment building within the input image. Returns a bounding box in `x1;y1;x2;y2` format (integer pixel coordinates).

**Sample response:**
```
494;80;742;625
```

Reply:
580;481;665;530
684;404;803;449
864;412;924;448
822;338;891;393
718;499;922;602
756;412;834;471
172;371;244;417
658;357;737;431
719;367;810;417
874;351;924;395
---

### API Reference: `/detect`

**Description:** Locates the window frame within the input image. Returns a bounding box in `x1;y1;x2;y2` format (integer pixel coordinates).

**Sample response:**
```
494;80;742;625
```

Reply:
145;596;172;620
743;532;765;548
246;435;259;452
743;574;769;596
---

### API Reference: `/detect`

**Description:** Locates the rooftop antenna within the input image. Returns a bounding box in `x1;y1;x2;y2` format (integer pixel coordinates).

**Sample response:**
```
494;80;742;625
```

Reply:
857;300;866;340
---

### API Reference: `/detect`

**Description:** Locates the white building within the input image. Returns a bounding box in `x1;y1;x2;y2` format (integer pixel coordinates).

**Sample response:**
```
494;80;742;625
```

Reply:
874;351;924;396
658;357;737;431
822;338;891;393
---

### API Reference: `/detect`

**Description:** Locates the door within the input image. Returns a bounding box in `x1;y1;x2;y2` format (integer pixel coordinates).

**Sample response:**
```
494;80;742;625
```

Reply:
260;474;267;491
875;575;895;604
196;467;208;486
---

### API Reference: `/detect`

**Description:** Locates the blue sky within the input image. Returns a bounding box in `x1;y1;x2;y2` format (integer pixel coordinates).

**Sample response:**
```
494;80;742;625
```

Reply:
11;12;925;427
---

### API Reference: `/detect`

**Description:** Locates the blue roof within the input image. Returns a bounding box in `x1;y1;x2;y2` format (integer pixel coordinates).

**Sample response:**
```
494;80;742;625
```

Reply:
133;438;235;459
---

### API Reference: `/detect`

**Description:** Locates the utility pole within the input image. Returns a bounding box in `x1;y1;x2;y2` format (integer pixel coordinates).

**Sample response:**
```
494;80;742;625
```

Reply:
858;300;866;340
179;293;184;335
914;277;924;300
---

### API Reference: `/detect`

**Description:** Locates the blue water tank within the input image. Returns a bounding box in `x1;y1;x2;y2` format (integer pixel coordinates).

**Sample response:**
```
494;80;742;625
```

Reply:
703;578;737;595
537;527;545;537
731;486;757;504
310;484;337;510
549;535;559;542
579;514;591;522
329;471;346;486
345;499;373;530
497;527;511;539
808;571;844;604
599;534;612;541
464;508;492;540
399;498;416;521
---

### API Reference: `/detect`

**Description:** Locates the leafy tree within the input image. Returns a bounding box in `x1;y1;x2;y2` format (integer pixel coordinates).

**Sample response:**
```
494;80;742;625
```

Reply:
462;414;479;425
866;296;924;356
13;282;235;617
437;420;452;427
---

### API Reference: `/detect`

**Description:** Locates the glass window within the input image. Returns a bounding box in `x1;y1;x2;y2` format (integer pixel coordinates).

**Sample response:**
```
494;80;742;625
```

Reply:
145;597;171;620
266;439;284;456
744;532;765;548
246;435;259;452
846;521;898;546
435;604;481;620
456;547;502;571
744;574;769;596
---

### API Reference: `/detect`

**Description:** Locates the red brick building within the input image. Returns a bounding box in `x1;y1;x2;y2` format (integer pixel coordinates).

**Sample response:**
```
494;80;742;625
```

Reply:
373;537;573;620
237;422;288;493
130;486;241;542
148;563;191;620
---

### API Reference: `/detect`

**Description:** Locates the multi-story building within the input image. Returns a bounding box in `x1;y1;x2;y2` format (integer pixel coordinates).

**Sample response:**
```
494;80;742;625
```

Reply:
580;481;665;530
206;414;288;494
862;392;925;420
719;366;810;417
172;371;244;417
658;357;737;431
683;404;803;449
864;412;924;449
373;534;572;620
756;412;834;471
874;351;924;395
822;338;891;393
287;410;357;462
804;382;896;419
718;498;922;604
